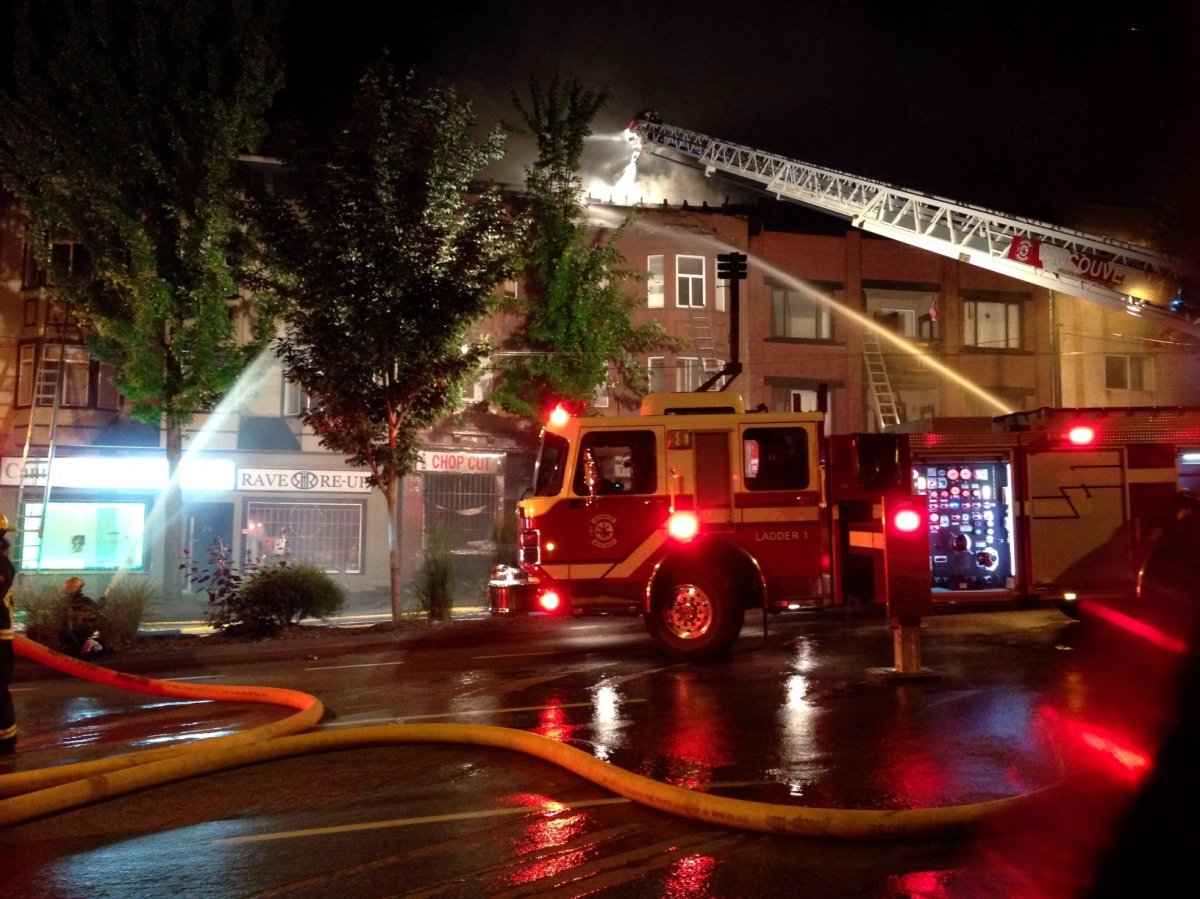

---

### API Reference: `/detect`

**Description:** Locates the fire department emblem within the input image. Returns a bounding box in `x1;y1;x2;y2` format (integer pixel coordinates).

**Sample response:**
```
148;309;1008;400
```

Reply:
588;514;618;549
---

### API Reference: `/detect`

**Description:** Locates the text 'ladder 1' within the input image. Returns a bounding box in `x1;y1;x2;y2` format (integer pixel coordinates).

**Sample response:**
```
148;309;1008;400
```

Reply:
862;331;901;430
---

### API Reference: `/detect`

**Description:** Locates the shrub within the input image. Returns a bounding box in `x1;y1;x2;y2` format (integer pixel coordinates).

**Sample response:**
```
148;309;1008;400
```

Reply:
98;580;160;650
12;576;68;646
219;563;346;637
415;527;455;622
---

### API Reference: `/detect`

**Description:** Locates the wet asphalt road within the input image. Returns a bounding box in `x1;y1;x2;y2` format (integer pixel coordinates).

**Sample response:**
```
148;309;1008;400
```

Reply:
1;606;1190;898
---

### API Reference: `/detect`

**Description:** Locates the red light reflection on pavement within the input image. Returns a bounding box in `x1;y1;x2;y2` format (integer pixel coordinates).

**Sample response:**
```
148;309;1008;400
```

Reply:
533;699;579;743
1082;601;1188;655
501;792;590;887
665;853;717;898
1040;706;1151;785
645;678;733;790
886;869;954;898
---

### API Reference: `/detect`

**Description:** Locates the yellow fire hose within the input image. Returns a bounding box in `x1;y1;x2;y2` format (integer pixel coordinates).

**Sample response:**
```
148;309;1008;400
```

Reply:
1;634;1062;838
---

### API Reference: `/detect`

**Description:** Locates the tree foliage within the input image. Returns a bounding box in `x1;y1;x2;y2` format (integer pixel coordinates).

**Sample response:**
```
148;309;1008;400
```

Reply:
0;0;286;427
251;58;519;513
490;75;671;417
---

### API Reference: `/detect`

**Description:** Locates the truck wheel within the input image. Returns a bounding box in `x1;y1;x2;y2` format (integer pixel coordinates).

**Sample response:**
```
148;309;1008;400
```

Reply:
647;569;745;661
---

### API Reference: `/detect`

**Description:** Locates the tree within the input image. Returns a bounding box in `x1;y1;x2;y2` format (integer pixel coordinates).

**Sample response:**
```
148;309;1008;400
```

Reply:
0;0;286;593
490;75;671;417
251;58;520;620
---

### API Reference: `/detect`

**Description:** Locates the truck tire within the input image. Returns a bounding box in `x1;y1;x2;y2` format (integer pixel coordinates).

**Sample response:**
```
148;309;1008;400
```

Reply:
646;569;745;662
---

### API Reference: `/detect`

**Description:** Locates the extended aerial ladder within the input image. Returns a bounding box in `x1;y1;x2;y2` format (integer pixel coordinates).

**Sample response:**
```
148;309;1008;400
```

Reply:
628;113;1197;340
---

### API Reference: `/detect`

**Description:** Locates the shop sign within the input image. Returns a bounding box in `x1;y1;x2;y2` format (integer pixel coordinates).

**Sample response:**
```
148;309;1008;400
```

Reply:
1;456;234;492
236;468;373;493
416;450;503;475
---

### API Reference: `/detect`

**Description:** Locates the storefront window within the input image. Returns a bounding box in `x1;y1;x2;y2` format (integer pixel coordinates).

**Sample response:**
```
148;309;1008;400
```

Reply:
23;501;146;570
245;502;363;574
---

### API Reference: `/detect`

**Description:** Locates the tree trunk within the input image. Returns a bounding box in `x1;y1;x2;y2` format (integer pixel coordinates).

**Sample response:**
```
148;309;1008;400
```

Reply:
385;480;404;623
162;422;184;600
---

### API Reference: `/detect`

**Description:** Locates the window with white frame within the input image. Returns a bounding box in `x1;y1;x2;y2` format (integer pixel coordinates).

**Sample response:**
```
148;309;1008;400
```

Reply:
771;286;831;339
964;299;1021;349
246;501;363;573
463;368;495;406
283;379;315;416
647;255;664;308
1105;354;1151;391
716;279;727;313
592;381;611;408
677;357;700;391
647;356;667;393
17;343;114;409
676;255;704;308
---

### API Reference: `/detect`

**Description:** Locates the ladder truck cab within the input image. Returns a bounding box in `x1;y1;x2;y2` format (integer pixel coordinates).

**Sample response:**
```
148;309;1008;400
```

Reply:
497;393;932;661
897;406;1200;622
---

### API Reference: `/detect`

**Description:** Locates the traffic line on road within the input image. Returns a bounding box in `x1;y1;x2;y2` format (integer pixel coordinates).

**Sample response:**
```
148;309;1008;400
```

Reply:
321;698;647;727
303;661;406;671
211;781;768;845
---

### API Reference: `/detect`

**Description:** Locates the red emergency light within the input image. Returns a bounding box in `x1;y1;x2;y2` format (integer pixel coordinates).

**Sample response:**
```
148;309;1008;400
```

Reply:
667;510;699;541
538;589;562;613
548;404;570;427
1067;425;1096;446
891;507;923;533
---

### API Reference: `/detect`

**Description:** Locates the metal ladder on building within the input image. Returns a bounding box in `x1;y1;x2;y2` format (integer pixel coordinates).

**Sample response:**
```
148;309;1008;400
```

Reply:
15;305;70;570
862;330;901;431
688;310;724;386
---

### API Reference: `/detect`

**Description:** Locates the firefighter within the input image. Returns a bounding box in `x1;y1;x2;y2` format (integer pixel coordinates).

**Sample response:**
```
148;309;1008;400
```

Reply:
60;576;103;658
1;514;17;755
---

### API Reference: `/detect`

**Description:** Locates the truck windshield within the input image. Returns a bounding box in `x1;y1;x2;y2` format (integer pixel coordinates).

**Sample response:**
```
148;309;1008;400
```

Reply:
532;433;569;496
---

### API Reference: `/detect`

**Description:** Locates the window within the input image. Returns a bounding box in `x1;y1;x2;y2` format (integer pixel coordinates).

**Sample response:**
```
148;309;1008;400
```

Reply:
16;344;91;407
1105;354;1151;391
23;500;146;570
21;244;41;289
647;255;664;308
964;299;1021;349
423;470;500;555
462;368;494;406
716;279;727;313
677;357;700;391
742;427;810;491
676;255;704;308
573;429;657;496
47;240;91;285
877;307;916;337
592;382;611;409
771;286;831;339
97;364;120;410
647;356;667;393
17;345;34;407
533;433;569;497
283;380;315;416
60;346;90;406
23;298;37;327
245;501;363;573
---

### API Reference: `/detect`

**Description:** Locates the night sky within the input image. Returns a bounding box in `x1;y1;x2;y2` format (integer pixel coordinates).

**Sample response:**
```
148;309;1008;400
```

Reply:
279;0;1200;240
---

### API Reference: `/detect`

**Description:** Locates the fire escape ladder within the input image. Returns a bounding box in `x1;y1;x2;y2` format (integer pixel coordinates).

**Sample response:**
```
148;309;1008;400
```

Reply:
16;305;70;570
688;310;723;384
862;331;901;431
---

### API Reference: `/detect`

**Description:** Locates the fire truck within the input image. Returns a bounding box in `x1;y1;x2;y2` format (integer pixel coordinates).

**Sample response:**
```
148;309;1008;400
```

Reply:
487;114;1200;659
496;392;932;661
